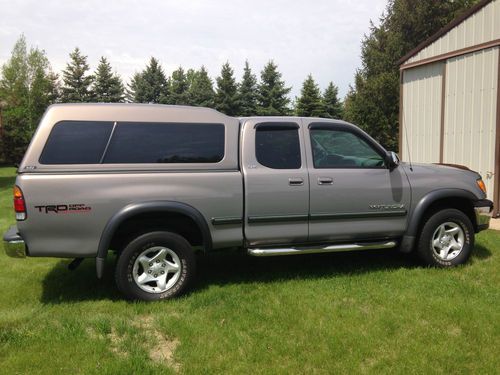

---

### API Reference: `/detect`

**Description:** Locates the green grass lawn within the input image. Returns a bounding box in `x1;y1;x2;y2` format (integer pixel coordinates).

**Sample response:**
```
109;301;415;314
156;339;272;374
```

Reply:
0;166;499;374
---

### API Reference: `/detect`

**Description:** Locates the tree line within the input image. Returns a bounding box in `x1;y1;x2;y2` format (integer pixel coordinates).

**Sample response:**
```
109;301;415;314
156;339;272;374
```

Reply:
0;0;479;163
0;37;342;163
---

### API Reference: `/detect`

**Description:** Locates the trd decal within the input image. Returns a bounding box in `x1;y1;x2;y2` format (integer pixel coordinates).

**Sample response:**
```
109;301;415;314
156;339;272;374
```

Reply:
34;204;92;214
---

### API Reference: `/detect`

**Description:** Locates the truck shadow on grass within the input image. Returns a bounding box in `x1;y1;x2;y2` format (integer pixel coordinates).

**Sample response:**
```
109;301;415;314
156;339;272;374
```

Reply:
41;259;122;303
195;244;492;287
40;244;492;303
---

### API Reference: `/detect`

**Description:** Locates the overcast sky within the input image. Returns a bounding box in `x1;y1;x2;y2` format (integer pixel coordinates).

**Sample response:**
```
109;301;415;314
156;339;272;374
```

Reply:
0;0;387;99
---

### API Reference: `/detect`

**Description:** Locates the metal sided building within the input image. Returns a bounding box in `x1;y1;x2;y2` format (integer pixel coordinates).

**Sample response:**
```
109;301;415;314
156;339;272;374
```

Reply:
399;0;500;216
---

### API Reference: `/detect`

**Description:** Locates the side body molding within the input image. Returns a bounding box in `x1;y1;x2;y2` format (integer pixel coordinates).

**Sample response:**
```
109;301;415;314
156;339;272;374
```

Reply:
95;201;212;278
400;188;479;253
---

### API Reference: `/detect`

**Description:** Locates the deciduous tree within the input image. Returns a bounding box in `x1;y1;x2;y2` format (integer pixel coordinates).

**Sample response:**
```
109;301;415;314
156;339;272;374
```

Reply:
0;35;58;163
343;0;479;151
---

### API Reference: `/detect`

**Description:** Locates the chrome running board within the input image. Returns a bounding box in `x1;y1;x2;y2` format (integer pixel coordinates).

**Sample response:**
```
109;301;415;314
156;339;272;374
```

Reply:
247;240;397;257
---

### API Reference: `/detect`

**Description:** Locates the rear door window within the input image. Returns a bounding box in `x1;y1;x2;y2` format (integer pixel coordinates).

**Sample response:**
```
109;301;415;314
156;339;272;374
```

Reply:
255;123;301;169
39;121;114;164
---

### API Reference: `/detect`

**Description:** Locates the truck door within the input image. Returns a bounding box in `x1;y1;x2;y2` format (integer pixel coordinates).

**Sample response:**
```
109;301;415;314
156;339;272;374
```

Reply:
303;120;411;242
241;119;309;246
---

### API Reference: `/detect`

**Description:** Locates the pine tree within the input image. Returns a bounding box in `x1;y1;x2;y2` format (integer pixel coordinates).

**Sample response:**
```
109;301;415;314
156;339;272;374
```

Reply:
295;74;324;117
322;82;343;119
92;57;125;103
170;66;190;105
214;62;240;116
127;57;169;103
47;71;60;104
257;61;291;115
61;47;93;102
126;72;142;102
186;68;197;88
238;60;258;116
188;66;215;107
0;35;58;162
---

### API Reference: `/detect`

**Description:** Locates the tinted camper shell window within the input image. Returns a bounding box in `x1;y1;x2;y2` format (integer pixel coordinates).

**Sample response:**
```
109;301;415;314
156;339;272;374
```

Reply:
39;121;225;165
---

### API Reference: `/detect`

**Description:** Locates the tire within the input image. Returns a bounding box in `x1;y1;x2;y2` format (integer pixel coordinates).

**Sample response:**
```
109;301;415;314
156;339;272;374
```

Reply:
115;231;196;301
417;208;474;267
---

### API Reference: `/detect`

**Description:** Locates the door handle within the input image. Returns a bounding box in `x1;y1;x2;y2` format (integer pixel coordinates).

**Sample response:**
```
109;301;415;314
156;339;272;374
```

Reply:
318;177;333;185
289;178;304;186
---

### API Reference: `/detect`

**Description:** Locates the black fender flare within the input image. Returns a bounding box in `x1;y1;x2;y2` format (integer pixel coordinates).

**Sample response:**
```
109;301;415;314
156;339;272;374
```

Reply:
400;188;479;253
95;201;212;278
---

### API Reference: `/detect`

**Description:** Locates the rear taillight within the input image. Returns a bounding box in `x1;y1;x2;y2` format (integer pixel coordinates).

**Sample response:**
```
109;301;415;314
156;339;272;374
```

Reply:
13;185;26;221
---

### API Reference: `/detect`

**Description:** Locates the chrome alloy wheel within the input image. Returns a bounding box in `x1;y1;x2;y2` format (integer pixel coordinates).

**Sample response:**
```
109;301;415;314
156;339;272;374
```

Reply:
132;246;181;293
431;222;465;261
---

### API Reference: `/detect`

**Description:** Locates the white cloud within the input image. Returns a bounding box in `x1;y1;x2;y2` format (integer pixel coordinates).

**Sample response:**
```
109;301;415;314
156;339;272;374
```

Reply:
0;0;386;98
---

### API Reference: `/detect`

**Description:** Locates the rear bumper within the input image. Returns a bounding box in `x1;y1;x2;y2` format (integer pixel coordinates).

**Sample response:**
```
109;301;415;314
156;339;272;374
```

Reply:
474;199;494;232
2;225;26;258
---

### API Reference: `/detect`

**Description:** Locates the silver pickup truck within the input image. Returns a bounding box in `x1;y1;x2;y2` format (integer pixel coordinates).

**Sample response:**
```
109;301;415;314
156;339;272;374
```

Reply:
3;104;493;300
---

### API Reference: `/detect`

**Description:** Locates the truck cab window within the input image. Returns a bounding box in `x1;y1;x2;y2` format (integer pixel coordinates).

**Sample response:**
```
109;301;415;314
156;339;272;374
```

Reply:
310;129;385;168
255;124;301;169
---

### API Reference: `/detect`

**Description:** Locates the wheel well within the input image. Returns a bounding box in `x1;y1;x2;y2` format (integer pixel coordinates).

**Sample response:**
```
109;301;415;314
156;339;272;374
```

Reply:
417;197;477;236
109;212;204;252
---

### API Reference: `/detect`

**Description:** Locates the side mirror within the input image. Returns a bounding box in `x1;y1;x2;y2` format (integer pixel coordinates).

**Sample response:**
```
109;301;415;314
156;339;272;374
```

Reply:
386;151;400;169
